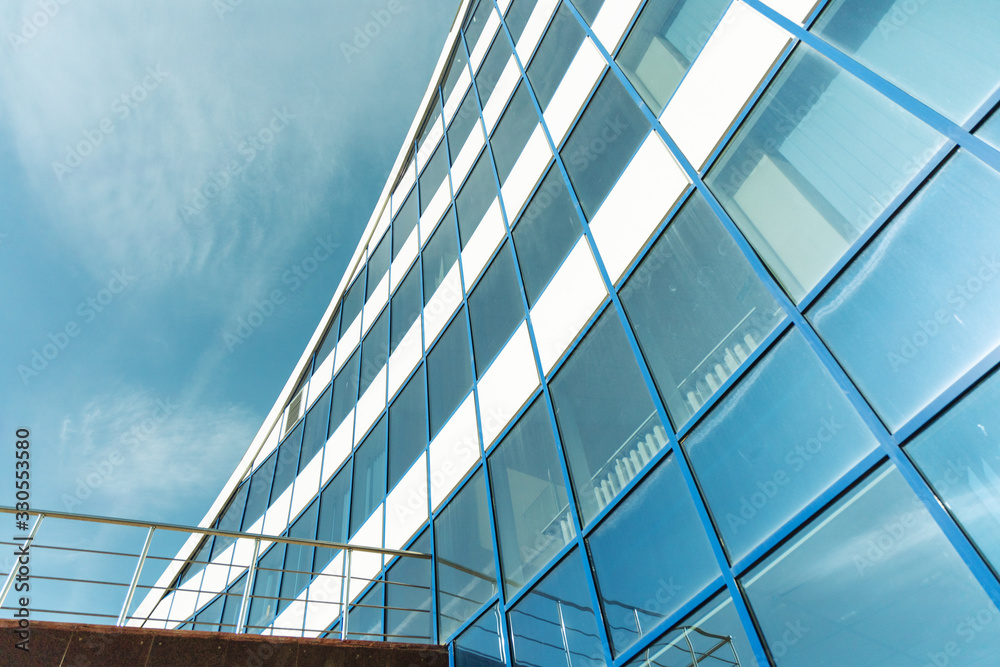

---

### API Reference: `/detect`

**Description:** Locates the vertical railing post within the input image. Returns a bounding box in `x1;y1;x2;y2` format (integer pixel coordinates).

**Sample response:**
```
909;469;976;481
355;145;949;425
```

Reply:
340;548;353;640
0;514;43;610
683;627;701;666
556;600;573;667
235;537;261;634
117;526;155;626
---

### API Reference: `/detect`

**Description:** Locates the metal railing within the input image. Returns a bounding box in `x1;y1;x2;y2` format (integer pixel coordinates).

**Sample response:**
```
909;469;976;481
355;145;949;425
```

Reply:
0;506;431;640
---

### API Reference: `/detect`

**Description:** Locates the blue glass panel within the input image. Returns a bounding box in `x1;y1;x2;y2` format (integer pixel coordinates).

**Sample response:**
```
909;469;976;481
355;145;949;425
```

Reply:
504;0;538;45
490;83;538;185
390;262;421;354
340;272;366;336
706;45;945;303
330;349;361;435
299;386;331;473
193;593;225;632
512;165;582;306
527;3;585;110
468;244;524;377
386;530;432;643
315;465;351;571
684;330;878;562
348;582;384;640
620;191;785;428
419;141;450;215
388;366;427;490
813;0;1000;123
616;0;731;114
270;423;301;504
247;543;286;633
423;209;461;306
392;188;419;260
907;369;1000;574
315;305;340;368
457;151;499;248
436;469;498;640
572;0;604;24
508;552;604;667
809;151;1000;432
550;309;667;524
743;464;1000;666
588;454;720;656
975;106;1000;151
279;500;319;615
449;88;482;164
351;415;388;537
219;573;247;632
367;232;391;299
359;307;388;398
561;74;649;219
418;96;441;152
443;48;469;104
242;449;277;530
476;31;513;108
428;309;474;438
211;481;249;559
464;0;496;53
455;604;505;667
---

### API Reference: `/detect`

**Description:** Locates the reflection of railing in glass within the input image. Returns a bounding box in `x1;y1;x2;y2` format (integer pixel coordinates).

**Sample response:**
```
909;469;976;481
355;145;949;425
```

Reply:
635;625;742;667
592;411;669;512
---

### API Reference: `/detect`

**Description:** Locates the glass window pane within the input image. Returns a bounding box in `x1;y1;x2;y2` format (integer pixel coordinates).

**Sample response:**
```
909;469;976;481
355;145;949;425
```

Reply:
706;46;945;303
812;0;1000;123
388;366;428;490
476;32;513;107
457;151;499;248
508;552;604;667
550;309;667;524
906;369;1000;574
391;262;421;354
469;244;524;377
436;469;498;640
348;582;384;641
279;500;319;615
743;464;1000;666
620;192;785;428
572;0;604;24
975;105;1000;151
561;74;649;219
443;47;469;103
212;481;249;559
684;330;879;562
809;151;1000;432
220;573;247;632
367;233;391;299
315;465;351;571
464;0;496;53
455;604;505;667
359;307;389;398
392;189;419;260
428;309;474;438
588;455;720;656
419;141;450;215
270;424;301;504
505;0;538;45
617;0;731;114
351;415;388;537
340;271;367;335
386;531;433;643
330;348;361;435
247;544;285;633
449;88;482;164
299;386;331;473
423;208;461;305
512;166;582;306
315;305;340;368
527;3;585;110
623;591;761;667
490;83;538;185
418;98;441;152
489;399;574;597
242;449;277;530
193;594;225;632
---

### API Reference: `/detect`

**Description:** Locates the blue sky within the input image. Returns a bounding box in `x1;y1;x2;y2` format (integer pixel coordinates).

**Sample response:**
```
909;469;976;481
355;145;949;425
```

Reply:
0;0;460;613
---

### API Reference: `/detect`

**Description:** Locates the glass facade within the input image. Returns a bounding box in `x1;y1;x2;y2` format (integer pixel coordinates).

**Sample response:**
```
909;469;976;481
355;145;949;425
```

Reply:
155;2;1000;664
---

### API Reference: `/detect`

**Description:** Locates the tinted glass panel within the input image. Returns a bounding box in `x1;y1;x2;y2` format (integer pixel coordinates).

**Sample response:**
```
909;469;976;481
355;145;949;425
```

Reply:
193;594;225;632
907;370;1000;573
490;83;538;185
468;244;524;377
684;330;879;562
417;98;441;151
419;141;450;215
386;531;432;643
464;0;495;52
212;481;249;559
279;500;319;615
351;415;388;537
509;552;604;667
620;192;784;427
550;310;666;524
388;366;428;490
456;151;498;248
489;399;574;597
436;470;498;639
219;573;247;632
359;307;389;398
572;0;604;24
813;0;1000;123
315;306;340;368
743;464;1000;666
706;46;945;302
341;272;366;337
449;88;482;164
504;0;538;45
330;349;361;435
247;544;285;632
527;3;586;110
476;32;513;107
561;74;649;219
390;262;421;354
512;166;582;305
299;387;331;473
422;209;461;306
367;232;391;299
428;310;474;438
617;0;730;114
348;582;384;641
315;465;351;570
976;106;1000;150
242;450;277;530
443;48;469;103
392;189;419;260
809;151;1000;432
588;455;720;656
270;425;301;504
455;604;505;667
